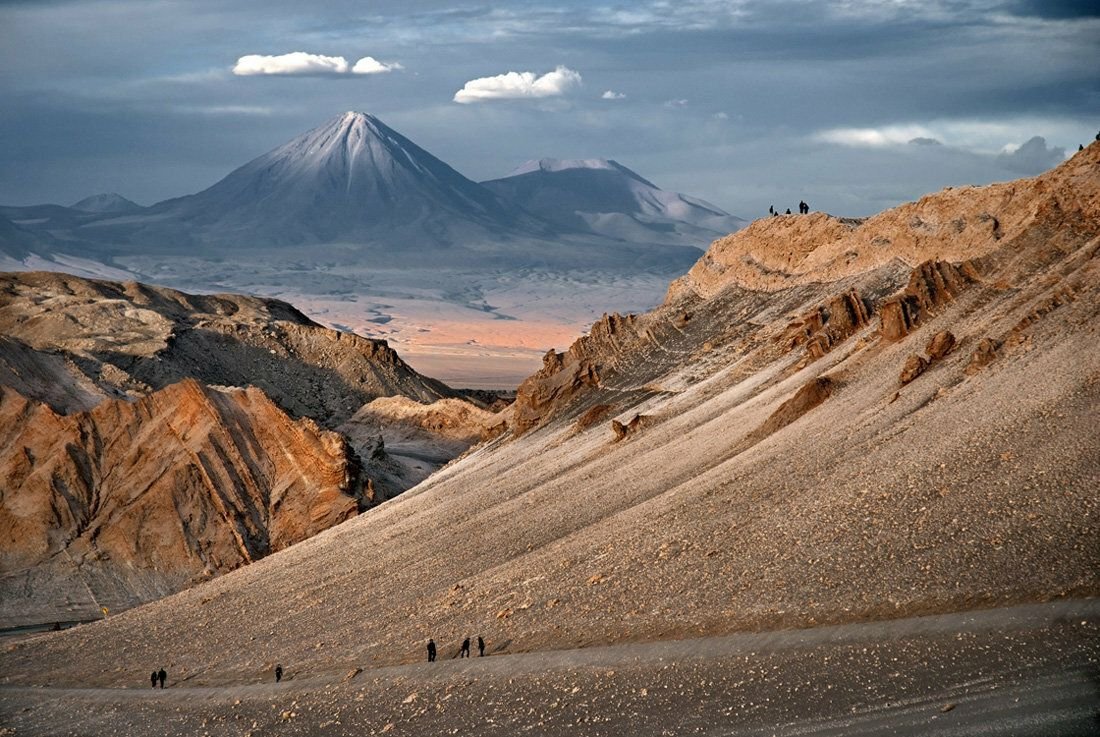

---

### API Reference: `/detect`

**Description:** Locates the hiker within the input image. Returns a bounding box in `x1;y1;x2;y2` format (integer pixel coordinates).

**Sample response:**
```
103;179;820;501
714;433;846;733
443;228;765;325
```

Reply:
785;208;791;215
275;664;283;683
150;671;157;689
768;205;774;215
427;639;436;662
157;668;167;689
477;636;485;657
460;637;471;658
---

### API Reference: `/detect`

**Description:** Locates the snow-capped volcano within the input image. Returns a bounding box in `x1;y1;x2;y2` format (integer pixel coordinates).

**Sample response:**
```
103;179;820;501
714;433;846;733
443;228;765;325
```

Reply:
142;112;550;249
482;158;745;247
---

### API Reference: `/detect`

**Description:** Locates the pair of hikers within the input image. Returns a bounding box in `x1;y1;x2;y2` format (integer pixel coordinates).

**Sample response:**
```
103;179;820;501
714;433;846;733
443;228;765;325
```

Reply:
426;636;484;662
149;668;166;689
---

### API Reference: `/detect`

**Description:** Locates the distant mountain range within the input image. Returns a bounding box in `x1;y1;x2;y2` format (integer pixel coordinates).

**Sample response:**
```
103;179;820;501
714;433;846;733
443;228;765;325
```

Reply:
482;158;745;247
0;112;743;268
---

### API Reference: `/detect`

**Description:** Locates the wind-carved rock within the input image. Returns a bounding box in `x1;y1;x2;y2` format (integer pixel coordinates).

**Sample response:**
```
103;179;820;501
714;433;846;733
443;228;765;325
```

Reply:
899;355;930;385
879;260;981;341
611;414;652;442
784;289;872;361
0;379;368;624
925;330;957;360
512;312;642;434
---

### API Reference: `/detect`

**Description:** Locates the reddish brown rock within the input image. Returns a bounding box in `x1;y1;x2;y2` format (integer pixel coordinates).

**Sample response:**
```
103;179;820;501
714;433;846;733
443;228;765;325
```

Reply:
750;376;835;441
966;338;1000;374
784;289;872;361
879;261;981;341
512;313;642;434
610;414;651;441
0;379;366;621
899;354;929;384
925;330;957;360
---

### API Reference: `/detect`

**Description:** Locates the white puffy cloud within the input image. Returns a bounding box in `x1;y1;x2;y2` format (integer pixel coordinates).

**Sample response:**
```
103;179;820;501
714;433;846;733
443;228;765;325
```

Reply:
601;90;626;100
352;56;404;75
233;52;349;76
453;65;582;104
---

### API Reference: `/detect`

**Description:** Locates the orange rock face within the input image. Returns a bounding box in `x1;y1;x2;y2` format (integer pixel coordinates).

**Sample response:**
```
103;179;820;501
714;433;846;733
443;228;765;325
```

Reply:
0;379;364;623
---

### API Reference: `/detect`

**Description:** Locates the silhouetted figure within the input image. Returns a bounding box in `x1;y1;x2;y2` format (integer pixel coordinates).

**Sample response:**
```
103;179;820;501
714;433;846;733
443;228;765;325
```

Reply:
427;639;436;662
785;208;791;215
157;668;166;689
1081;144;1086;151
1095;130;1099;141
460;637;471;658
768;205;774;215
477;636;485;657
150;671;157;689
275;664;283;683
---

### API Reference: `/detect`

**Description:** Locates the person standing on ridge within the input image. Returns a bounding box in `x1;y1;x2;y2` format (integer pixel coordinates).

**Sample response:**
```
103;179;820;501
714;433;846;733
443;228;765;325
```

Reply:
427;639;437;662
768;205;774;215
460;637;471;658
157;668;167;689
150;671;157;689
275;664;283;683
477;636;485;657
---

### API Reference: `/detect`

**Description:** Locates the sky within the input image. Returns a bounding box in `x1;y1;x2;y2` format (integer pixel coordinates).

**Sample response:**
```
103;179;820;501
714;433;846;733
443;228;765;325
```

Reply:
0;0;1097;218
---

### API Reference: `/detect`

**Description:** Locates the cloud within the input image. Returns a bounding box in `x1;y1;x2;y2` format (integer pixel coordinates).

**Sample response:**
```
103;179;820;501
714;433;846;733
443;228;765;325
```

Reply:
601;90;626;100
815;125;935;147
233;52;349;76
908;136;942;146
453;65;582;104
713;111;730;120
663;98;688;108
351;56;403;75
996;136;1066;174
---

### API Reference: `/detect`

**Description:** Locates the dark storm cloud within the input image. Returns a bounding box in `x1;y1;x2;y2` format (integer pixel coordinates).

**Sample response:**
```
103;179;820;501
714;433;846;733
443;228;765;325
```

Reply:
1010;1;1100;19
0;0;1096;215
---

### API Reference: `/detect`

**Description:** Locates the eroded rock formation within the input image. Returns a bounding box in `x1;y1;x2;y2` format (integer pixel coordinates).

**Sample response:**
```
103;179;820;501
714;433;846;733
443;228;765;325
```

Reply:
0;271;454;425
0;379;365;624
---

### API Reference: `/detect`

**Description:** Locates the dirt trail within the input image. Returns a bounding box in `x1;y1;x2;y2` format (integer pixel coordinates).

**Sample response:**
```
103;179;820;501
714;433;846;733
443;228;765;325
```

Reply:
2;599;1098;736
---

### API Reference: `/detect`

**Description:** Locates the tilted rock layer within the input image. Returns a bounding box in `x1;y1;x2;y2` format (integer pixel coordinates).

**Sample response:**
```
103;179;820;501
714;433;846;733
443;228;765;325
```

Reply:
0;379;366;626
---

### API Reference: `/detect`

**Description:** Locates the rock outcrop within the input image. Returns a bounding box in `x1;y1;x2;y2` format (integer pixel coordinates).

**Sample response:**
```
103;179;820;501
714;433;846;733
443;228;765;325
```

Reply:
0;379;365;626
0;271;454;425
512;312;645;434
879;260;981;341
925;330;957;360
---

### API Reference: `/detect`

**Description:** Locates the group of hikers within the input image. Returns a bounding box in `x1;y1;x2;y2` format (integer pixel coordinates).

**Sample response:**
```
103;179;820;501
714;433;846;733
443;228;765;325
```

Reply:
427;635;485;661
769;200;811;216
142;637;484;689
